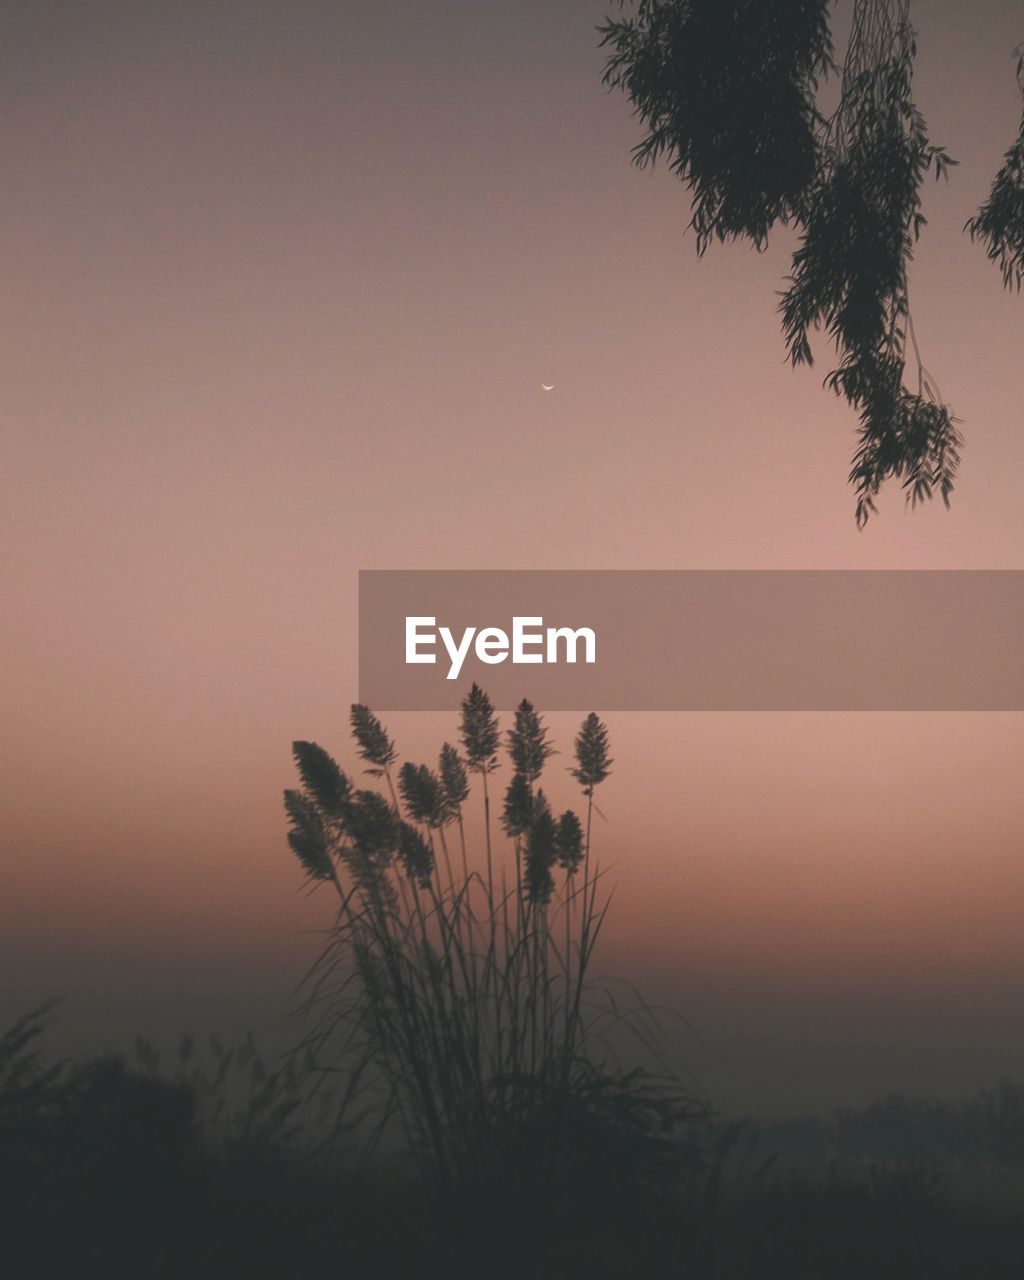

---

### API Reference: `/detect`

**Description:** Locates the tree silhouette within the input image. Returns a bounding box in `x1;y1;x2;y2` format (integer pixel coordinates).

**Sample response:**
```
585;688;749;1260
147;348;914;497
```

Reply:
602;1;1024;524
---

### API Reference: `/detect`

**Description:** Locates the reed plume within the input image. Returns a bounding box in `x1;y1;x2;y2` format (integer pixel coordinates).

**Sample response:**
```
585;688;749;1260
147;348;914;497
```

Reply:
283;694;701;1220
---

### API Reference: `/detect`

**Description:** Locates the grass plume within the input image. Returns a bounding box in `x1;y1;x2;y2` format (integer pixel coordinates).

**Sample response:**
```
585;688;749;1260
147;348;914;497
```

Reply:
284;693;705;1221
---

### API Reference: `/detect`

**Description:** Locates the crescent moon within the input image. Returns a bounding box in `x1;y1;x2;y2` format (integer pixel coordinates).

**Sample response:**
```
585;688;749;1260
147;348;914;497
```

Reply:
541;383;554;391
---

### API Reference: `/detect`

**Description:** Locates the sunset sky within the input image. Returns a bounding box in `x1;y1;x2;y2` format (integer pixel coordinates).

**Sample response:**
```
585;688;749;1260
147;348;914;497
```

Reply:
3;0;1022;1113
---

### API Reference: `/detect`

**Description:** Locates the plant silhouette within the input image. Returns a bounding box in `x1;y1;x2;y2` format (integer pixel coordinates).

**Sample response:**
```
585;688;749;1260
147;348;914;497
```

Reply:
283;689;706;1243
602;1;1024;523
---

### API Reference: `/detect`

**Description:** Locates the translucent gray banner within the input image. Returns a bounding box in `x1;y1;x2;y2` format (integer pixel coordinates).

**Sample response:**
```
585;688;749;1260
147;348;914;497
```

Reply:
358;571;1024;710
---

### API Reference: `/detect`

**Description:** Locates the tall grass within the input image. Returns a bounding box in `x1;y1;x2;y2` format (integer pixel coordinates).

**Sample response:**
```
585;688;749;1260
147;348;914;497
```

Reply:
283;688;705;1215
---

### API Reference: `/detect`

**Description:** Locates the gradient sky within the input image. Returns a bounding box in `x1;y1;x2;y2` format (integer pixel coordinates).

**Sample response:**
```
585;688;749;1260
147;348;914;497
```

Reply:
3;0;1022;1113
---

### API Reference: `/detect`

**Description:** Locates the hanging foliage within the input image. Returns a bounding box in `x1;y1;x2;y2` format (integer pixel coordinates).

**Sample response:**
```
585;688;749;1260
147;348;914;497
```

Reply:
602;1;1019;523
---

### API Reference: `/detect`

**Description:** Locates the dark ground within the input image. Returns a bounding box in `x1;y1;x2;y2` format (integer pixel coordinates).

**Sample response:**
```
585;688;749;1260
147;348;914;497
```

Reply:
2;1019;1022;1279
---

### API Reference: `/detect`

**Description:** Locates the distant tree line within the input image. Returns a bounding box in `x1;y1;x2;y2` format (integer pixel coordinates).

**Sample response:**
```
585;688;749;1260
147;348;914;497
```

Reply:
760;1078;1024;1169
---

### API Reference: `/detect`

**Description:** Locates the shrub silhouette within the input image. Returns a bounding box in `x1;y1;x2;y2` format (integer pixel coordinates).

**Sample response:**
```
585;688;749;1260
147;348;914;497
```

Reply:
283;689;706;1235
1;1010;202;1273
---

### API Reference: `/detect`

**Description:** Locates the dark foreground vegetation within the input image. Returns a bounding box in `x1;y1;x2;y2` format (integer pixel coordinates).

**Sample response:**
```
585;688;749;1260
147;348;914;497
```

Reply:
6;696;1021;1277
2;1011;1023;1280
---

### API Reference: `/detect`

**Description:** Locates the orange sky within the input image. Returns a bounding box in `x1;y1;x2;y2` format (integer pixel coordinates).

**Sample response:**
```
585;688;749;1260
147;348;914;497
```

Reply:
2;0;1022;1112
